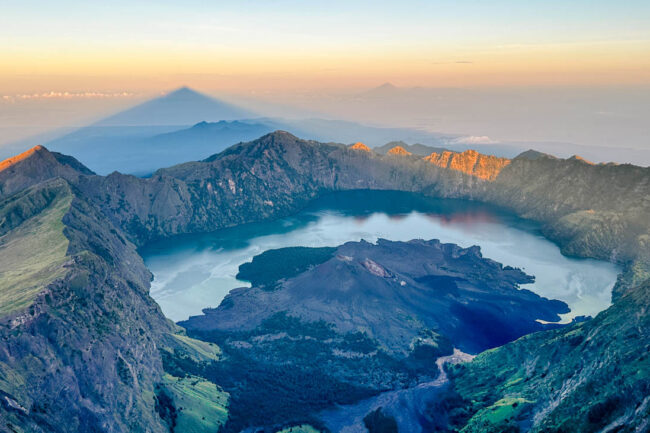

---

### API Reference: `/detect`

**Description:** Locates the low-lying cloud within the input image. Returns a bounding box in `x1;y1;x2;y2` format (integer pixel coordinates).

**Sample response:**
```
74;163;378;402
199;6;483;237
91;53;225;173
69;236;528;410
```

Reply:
1;91;137;102
452;135;498;145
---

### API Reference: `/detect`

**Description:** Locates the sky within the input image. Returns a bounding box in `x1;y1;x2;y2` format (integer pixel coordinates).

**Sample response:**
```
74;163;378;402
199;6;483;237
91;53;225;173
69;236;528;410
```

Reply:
0;0;649;153
2;0;650;92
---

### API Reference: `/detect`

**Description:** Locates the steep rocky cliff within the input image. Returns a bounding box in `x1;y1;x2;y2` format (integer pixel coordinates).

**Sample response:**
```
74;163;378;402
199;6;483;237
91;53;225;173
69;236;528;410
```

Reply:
486;152;650;298
423;149;511;181
0;156;226;432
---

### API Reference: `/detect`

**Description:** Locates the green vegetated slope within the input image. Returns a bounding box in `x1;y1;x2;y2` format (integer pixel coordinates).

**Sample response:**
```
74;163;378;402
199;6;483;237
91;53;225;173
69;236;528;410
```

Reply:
154;332;231;433
236;246;336;289
440;278;650;432
169;333;222;362
161;373;229;433
0;179;71;316
0;161;229;431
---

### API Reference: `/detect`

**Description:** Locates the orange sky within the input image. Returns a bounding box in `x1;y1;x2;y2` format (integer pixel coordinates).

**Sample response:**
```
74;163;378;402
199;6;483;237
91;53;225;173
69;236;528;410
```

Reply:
2;1;650;94
2;38;650;94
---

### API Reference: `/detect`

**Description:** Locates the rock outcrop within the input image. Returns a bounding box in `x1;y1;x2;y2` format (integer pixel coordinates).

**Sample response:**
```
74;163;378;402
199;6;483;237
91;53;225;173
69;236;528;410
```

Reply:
350;142;372;152
423;149;511;180
386;145;412;156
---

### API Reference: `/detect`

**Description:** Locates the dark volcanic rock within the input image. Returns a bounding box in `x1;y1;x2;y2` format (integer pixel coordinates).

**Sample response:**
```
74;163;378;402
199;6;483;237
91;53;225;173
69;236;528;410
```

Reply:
182;239;567;354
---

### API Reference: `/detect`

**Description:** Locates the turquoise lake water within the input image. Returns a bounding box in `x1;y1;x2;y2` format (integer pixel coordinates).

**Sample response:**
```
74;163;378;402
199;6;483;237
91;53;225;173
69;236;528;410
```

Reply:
141;190;620;322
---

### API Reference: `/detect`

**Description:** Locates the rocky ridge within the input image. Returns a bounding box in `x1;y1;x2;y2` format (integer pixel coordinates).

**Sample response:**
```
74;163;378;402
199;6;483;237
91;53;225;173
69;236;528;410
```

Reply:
423;149;511;181
386;145;413;156
0;130;649;431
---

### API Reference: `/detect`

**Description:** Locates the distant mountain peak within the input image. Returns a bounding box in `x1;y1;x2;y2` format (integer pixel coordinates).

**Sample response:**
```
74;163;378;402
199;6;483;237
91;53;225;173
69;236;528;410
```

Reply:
423;149;511;181
387;145;412;156
264;130;299;140
0;145;93;198
359;82;401;98
350;142;371;152
0;145;49;172
515;149;557;161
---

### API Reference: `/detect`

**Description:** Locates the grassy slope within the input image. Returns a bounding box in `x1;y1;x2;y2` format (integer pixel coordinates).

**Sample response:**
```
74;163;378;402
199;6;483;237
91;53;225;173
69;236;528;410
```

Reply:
0;181;72;316
162;373;229;433
158;333;231;432
0;180;228;432
446;279;650;432
170;334;222;362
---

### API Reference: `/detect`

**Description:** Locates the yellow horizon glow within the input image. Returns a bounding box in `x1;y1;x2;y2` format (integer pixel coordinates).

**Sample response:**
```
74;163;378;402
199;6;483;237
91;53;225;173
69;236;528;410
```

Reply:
1;39;649;92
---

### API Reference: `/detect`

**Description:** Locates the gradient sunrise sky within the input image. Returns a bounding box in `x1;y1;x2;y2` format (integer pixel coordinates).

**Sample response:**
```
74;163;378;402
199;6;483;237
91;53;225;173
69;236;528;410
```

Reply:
2;0;650;93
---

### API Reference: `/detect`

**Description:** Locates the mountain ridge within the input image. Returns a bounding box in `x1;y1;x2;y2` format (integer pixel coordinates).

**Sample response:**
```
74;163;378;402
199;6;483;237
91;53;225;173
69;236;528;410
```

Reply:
1;131;649;431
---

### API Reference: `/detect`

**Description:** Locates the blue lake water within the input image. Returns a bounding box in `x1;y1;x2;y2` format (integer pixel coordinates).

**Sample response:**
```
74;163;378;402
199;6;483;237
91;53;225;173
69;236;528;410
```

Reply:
140;190;620;322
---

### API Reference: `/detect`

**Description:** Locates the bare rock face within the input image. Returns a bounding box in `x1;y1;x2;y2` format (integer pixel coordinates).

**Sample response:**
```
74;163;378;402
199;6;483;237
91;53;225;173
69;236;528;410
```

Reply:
350;142;372;152
423;149;511;181
387;145;412;156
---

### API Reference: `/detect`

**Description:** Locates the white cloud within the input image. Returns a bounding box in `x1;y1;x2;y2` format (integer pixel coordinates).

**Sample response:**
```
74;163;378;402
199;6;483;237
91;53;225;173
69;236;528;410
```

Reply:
0;91;137;102
452;135;499;145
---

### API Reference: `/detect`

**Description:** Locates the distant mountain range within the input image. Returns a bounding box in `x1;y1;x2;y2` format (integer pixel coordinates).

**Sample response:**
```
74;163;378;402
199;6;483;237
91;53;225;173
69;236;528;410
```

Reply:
0;86;631;176
348;83;650;165
374;140;448;156
41;87;459;175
